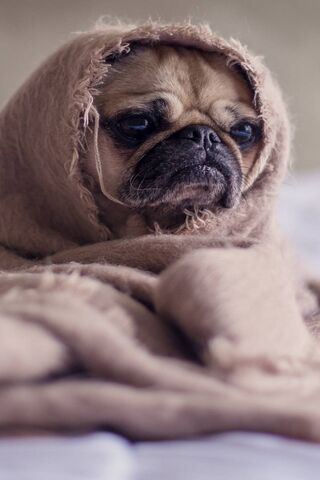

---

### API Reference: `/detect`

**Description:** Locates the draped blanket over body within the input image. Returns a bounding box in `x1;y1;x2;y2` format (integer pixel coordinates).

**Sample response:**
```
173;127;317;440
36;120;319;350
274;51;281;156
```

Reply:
0;21;320;440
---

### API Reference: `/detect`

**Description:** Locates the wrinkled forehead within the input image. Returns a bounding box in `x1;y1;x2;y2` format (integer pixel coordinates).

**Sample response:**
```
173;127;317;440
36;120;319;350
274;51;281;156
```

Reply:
98;44;257;119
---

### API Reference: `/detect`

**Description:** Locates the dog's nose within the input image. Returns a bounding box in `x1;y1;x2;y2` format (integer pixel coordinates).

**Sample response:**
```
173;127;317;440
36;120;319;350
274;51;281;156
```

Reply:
175;124;221;150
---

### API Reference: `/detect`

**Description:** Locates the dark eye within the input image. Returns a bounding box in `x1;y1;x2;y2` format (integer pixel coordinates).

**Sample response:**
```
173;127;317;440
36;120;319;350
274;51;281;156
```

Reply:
230;121;260;149
116;114;154;139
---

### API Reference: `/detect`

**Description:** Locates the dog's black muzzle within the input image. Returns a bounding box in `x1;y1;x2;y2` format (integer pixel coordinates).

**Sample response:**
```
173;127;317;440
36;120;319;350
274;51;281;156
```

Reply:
121;124;242;212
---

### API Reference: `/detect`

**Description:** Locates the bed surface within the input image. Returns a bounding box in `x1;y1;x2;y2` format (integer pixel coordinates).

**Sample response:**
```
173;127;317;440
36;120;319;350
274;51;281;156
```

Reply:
2;432;320;480
1;171;319;480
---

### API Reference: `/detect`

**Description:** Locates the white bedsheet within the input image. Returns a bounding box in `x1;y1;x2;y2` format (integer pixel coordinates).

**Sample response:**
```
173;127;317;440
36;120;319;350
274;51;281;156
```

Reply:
0;171;319;480
0;434;135;480
277;171;320;272
2;432;320;480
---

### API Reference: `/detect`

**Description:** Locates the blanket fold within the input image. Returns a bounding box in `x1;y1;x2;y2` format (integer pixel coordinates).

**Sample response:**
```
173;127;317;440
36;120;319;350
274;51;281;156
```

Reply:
0;20;319;441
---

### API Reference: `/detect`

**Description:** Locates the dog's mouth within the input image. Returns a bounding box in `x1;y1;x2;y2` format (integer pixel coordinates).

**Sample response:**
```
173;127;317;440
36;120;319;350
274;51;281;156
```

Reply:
170;164;222;183
119;128;242;215
164;164;228;207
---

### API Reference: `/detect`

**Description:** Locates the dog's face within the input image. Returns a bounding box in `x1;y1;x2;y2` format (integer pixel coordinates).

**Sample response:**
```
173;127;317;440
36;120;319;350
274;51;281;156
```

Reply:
86;45;261;233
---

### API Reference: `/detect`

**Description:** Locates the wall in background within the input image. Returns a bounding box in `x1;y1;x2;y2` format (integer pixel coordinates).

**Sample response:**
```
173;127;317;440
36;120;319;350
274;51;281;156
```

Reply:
1;0;319;170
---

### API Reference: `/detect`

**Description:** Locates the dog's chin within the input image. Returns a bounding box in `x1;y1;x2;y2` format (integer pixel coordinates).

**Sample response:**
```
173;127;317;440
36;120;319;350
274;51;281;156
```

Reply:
118;167;237;232
121;164;237;218
147;165;228;212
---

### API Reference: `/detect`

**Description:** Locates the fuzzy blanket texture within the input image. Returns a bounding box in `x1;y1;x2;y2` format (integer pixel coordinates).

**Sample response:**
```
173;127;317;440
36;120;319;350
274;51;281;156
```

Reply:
0;22;319;441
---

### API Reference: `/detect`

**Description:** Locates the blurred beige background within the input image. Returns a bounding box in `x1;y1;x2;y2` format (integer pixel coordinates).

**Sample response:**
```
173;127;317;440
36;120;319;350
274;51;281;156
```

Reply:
0;0;319;170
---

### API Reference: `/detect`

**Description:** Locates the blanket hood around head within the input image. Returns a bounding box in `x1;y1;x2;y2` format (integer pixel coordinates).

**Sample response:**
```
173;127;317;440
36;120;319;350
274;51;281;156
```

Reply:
0;21;290;265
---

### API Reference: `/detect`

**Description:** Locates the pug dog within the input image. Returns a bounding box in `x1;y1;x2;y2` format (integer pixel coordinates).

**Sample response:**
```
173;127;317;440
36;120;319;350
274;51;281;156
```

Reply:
82;44;262;238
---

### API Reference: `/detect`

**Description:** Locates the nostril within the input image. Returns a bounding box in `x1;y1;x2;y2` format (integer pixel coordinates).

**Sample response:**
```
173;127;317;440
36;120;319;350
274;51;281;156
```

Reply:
175;125;221;146
207;131;221;145
185;127;201;142
208;132;215;144
192;130;202;142
185;129;195;140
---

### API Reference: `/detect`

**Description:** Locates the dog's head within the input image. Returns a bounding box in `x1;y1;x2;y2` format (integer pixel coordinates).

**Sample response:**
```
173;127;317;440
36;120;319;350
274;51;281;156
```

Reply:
85;44;262;233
